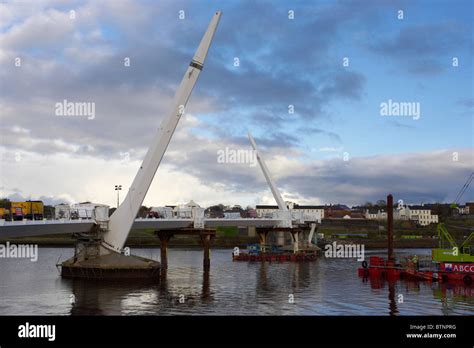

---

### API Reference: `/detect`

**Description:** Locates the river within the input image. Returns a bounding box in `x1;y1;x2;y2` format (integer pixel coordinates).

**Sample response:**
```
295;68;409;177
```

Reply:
0;247;472;315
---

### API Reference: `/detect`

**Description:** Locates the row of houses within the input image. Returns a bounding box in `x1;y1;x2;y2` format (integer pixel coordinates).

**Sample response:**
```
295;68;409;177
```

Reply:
364;205;438;226
53;200;473;227
255;202;444;226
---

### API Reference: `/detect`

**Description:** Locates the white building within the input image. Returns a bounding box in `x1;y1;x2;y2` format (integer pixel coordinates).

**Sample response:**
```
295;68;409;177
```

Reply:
394;205;438;226
174;200;201;219
364;208;387;220
457;205;469;215
365;205;438;226
407;205;438;226
256;204;325;219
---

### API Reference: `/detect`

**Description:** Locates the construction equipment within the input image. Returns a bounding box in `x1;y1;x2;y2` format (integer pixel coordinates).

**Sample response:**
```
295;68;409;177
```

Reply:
0;207;9;219
432;223;474;262
453;171;473;206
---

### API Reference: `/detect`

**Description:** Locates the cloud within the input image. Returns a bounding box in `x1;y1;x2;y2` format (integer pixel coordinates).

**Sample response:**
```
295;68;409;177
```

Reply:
457;97;474;109
0;0;472;209
281;149;474;205
369;23;465;75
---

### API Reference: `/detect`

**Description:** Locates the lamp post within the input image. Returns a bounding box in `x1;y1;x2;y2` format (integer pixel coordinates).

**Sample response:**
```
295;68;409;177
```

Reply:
115;185;122;208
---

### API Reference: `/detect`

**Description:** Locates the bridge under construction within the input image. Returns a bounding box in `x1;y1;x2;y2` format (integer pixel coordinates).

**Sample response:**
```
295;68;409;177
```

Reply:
0;11;320;279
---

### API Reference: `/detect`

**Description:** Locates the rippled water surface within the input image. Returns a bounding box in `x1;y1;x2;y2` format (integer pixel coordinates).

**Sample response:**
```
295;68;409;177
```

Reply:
0;247;472;315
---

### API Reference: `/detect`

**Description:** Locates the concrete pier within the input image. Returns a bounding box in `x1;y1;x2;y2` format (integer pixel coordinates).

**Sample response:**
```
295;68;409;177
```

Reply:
155;228;216;270
60;252;160;280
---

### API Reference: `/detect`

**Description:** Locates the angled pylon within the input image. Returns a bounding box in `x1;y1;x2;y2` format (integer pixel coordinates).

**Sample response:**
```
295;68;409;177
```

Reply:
103;12;222;253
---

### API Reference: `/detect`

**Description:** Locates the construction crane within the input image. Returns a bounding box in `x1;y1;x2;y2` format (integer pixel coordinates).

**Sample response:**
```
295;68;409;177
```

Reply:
453;172;473;206
433;223;474;262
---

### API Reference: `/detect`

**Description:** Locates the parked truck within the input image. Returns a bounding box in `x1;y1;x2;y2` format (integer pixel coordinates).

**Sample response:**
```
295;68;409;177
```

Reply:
0;207;10;219
11;201;44;220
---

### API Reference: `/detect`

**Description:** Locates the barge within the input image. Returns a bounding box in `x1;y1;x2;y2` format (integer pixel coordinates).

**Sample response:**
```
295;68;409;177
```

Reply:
358;256;474;285
232;243;320;262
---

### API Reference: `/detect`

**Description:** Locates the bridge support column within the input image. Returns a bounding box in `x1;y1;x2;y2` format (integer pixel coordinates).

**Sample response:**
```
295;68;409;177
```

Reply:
200;229;215;270
157;232;173;270
203;235;211;269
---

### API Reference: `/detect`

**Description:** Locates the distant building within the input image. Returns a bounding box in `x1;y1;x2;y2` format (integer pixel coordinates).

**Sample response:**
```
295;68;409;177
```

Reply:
364;205;438;226
324;204;351;219
365;208;378;220
174;200;201;218
255;204;325;219
364;208;387;220
393;204;438;226
255;205;278;218
456;205;469;215
377;209;387;220
350;212;364;219
350;207;364;218
466;202;474;215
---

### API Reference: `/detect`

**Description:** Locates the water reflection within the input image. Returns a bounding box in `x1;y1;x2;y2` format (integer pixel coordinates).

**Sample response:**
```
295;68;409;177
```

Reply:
54;261;474;316
67;267;213;315
434;282;474;315
1;248;473;315
388;281;399;316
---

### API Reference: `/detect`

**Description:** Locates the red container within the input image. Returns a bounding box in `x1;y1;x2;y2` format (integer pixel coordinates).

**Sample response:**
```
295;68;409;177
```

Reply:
369;256;385;267
369;268;380;277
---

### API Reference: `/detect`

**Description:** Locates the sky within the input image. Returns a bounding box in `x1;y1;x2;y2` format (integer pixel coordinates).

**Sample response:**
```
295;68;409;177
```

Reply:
0;0;473;208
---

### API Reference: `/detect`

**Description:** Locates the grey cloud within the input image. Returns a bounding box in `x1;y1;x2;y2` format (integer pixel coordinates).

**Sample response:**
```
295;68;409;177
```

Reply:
298;126;342;143
369;23;466;75
457;97;474;109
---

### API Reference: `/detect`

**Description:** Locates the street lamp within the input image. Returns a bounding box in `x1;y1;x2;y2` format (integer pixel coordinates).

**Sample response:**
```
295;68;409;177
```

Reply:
115;185;122;208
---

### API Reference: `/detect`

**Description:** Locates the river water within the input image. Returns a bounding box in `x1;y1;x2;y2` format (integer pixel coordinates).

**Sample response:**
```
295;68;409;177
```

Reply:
0;247;472;315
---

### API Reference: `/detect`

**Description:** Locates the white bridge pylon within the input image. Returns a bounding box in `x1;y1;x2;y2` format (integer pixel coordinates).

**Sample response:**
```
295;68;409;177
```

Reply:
0;11;320;252
248;132;291;228
248;132;321;251
248;132;295;250
102;11;222;253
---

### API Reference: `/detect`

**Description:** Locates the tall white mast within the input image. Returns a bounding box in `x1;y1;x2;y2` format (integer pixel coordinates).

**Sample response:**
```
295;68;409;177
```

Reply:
248;132;294;248
248;132;288;212
103;11;222;253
